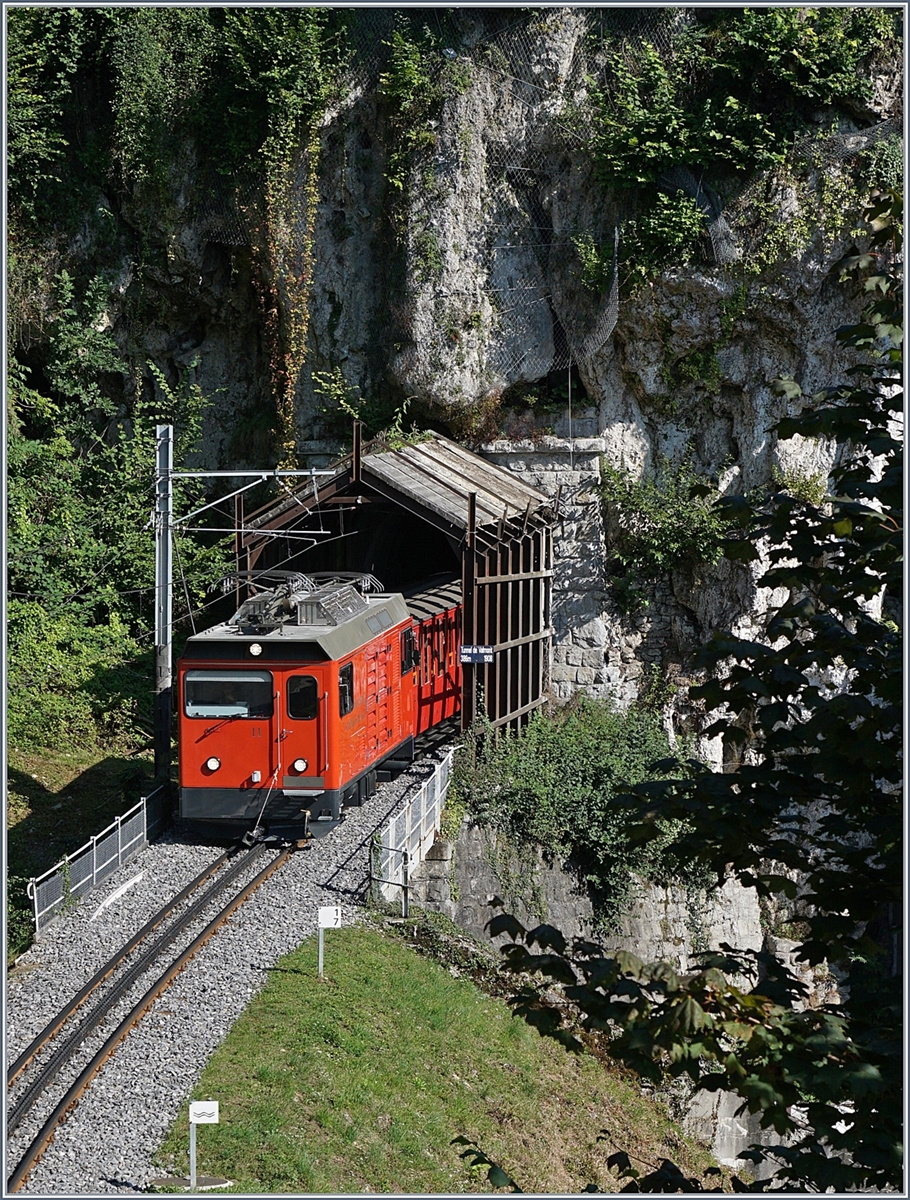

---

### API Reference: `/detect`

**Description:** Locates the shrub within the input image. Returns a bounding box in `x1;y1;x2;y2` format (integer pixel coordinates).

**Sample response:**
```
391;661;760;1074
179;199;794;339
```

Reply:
861;133;903;194
7;876;34;963
600;459;729;611
7;272;229;755
772;465;827;508
452;698;700;928
621;193;709;283
588;8;900;282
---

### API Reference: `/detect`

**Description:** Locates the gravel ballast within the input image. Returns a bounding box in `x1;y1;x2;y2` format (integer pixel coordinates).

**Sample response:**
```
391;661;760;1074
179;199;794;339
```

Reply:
6;758;444;1195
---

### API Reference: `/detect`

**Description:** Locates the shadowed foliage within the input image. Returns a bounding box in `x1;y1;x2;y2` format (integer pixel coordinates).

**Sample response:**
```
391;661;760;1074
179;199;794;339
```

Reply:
491;191;902;1193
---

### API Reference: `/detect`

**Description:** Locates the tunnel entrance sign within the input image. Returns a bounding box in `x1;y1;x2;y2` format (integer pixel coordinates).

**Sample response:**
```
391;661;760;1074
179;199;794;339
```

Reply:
460;644;494;664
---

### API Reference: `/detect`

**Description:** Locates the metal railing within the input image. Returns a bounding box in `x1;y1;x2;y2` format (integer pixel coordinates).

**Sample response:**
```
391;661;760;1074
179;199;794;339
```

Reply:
371;751;453;916
27;786;172;935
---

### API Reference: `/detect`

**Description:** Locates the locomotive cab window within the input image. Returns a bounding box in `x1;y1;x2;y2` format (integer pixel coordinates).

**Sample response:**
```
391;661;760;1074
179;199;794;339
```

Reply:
287;675;318;720
184;669;273;718
339;663;354;716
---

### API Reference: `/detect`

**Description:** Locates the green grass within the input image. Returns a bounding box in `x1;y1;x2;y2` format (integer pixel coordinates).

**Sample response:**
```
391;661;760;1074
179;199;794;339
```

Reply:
6;745;155;962
153;922;721;1193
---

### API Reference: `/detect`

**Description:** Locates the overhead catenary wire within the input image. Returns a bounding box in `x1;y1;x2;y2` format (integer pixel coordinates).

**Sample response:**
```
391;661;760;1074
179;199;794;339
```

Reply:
135;527;361;645
172;535;197;636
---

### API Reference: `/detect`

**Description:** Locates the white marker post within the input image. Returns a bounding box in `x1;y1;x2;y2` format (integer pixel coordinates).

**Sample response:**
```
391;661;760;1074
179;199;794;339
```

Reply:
317;905;342;977
188;1100;219;1191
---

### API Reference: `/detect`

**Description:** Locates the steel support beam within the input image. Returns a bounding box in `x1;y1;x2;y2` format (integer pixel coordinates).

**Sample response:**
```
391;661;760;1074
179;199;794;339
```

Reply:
154;425;173;783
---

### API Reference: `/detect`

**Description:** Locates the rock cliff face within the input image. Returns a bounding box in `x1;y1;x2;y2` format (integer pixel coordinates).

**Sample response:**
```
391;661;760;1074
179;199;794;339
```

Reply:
85;9;898;741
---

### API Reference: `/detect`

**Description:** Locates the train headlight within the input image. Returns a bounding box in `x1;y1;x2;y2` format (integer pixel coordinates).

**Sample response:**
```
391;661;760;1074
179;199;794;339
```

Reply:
249;643;263;657
206;756;221;772
293;758;308;773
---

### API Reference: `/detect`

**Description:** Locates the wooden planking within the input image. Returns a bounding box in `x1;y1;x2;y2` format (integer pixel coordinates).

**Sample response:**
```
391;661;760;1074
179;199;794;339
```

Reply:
459;517;552;734
362;456;476;526
413;437;545;513
365;449;492;520
364;435;549;531
393;438;535;513
364;458;502;529
239;436;551;565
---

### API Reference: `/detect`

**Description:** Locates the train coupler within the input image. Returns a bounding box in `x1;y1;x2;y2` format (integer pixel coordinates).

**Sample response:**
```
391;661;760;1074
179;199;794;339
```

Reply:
242;825;285;848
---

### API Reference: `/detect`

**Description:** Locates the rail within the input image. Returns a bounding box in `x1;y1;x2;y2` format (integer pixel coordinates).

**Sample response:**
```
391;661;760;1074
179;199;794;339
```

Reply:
27;786;171;936
371;751;453;915
8;844;292;1192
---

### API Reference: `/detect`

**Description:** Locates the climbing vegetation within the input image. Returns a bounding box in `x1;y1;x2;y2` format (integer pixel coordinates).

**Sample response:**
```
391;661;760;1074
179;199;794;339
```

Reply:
312;367;427;448
5;6;101;223
620;194;708;284
8;8;350;472
452;698;704;929
589;7;900;281
111;8;219;195
593;9;895;187
219;8;342;465
378;15;470;207
600;460;729;612
379;21;445;200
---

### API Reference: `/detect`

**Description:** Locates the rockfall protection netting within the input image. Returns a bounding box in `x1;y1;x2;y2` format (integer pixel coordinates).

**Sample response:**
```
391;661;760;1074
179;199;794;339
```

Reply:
335;7;691;378
194;170;259;248
196;8;900;384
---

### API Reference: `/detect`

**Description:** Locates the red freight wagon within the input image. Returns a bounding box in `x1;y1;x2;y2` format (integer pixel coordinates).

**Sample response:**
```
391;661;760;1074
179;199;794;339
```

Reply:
177;573;461;840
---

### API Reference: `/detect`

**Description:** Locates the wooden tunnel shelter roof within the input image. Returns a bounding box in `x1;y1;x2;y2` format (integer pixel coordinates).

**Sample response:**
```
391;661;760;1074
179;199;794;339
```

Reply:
361;434;549;532
242;432;553;549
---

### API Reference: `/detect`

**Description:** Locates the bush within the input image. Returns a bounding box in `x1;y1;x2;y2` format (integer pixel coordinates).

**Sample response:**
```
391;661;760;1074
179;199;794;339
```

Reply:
622;193;709;282
452;698;700;928
7;271;229;756
7;876;34;963
588;8;900;280
600;459;729;611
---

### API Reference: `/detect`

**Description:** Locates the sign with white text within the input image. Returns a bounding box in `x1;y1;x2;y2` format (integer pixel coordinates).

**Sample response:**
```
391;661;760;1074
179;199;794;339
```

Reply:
459;644;494;664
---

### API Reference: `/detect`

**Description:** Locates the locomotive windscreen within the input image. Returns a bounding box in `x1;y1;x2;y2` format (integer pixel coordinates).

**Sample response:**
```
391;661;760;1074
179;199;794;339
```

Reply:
184;669;274;718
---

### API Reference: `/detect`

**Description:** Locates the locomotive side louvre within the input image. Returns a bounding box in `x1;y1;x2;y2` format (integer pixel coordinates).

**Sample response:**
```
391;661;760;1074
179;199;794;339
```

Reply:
177;577;462;839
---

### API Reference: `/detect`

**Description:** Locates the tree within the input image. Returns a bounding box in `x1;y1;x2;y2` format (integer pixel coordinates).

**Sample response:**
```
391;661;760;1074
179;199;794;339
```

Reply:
490;191;903;1193
6;271;228;750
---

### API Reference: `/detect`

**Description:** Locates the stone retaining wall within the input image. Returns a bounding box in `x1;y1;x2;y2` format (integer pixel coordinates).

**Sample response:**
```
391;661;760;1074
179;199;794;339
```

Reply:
411;817;775;1172
412;819;763;965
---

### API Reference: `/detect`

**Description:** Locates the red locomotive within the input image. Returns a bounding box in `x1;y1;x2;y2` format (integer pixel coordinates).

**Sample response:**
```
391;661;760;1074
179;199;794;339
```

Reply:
177;572;461;839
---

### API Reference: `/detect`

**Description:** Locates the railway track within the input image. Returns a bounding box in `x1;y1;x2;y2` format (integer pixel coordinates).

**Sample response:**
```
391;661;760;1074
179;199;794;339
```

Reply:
6;840;297;1193
7;847;235;1091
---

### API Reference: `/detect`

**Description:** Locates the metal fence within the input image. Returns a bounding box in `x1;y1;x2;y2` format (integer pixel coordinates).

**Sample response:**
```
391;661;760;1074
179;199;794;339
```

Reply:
27;786;172;935
371;752;454;914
